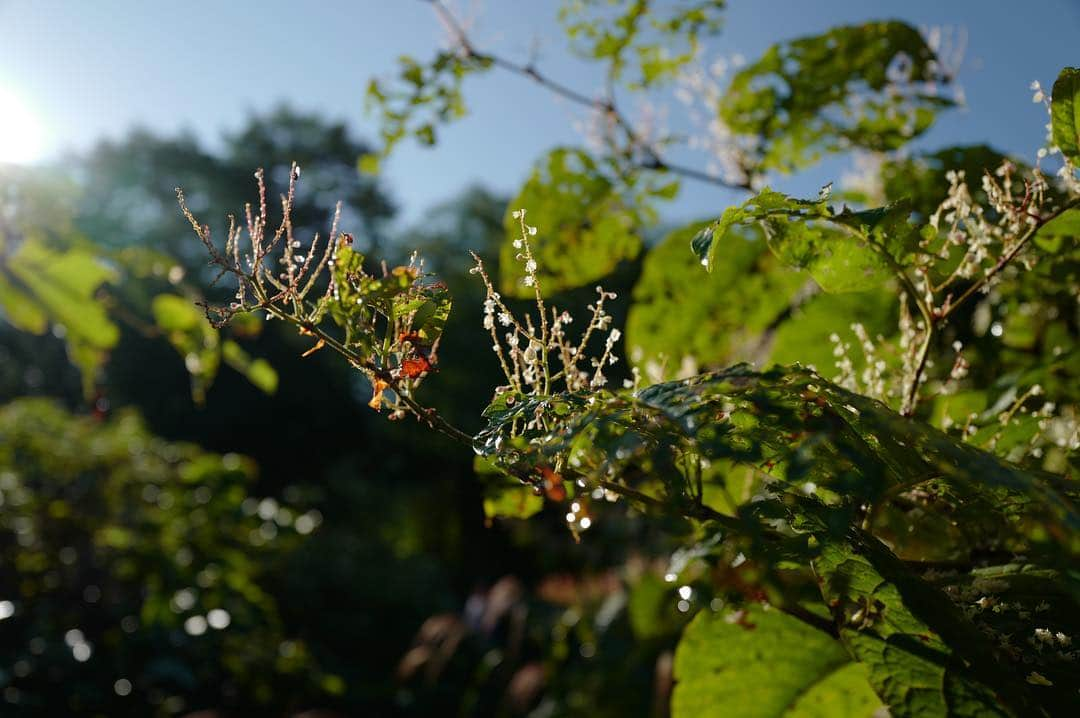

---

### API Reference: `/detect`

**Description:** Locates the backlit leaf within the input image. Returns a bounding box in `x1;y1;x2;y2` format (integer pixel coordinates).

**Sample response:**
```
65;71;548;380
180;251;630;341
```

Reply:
1051;67;1080;165
502;148;642;296
673;604;882;717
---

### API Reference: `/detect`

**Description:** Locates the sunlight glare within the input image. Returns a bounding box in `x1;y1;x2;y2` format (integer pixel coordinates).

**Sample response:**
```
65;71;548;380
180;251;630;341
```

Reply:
0;88;45;164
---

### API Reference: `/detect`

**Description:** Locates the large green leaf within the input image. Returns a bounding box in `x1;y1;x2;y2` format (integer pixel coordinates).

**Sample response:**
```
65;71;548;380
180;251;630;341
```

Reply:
151;295;277;400
768;289;896;373
475;366;1080;554
814;537;1029;717
474;456;544;521
6;237;119;348
1034;206;1080;253
763;214;891;293
501;148;642;296
626;220;805;378
1051;67;1080;165
720;21;954;172
0;271;48;333
151;292;204;332
672;604;882;717
481;487;543;521
693;189;915;293
4;237;120;394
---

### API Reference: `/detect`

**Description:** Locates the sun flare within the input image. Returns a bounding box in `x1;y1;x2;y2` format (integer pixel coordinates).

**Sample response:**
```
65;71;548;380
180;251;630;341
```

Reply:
0;87;45;164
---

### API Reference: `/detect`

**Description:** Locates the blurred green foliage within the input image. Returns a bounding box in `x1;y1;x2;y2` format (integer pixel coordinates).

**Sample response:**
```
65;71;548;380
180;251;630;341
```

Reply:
0;112;514;716
0;398;324;715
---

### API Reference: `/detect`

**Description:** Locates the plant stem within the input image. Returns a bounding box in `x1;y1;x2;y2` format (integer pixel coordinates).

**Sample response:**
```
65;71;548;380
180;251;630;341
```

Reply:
259;299;474;445
940;197;1080;321
902;196;1079;414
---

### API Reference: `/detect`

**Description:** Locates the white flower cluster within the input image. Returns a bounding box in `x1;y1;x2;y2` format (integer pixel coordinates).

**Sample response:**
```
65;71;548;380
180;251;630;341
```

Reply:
673;54;757;187
829;323;890;400
923;162;1046;290
471;209;624;410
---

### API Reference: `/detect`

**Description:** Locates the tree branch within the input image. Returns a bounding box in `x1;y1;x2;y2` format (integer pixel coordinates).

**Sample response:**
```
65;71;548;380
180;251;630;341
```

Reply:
423;0;752;192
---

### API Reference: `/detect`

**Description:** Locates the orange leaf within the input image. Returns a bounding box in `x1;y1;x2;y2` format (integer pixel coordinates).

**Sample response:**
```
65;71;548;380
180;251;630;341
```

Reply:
368;379;389;411
540;466;566;502
400;356;433;378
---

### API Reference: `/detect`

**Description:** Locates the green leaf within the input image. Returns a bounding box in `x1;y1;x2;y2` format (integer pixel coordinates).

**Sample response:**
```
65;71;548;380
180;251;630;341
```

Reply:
627;573;684;640
0;271;48;333
475;457;544;520
627;220;804;378
558;0;724;89
151;293;219;403
814;537;1025;717
692;189;898;293
768;289;896;372
501;148;642;296
695;205;747;273
1034;206;1080;253
358;153;380;175
1051;67;1080;165
221;340;278;395
764;216;891;293
5;237;120;395
672;604;882;717
476;365;1080;553
721;21;954;172
395;286;452;344
7;238;119;349
151;293;203;332
482;487;543;521
831;201;920;263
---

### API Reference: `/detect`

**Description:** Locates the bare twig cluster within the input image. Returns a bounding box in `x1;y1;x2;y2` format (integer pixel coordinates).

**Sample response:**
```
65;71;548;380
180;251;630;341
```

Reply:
176;165;471;443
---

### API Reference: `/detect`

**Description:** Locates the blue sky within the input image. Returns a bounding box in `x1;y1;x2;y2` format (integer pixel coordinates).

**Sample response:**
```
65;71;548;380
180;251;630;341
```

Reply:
1;0;1078;225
